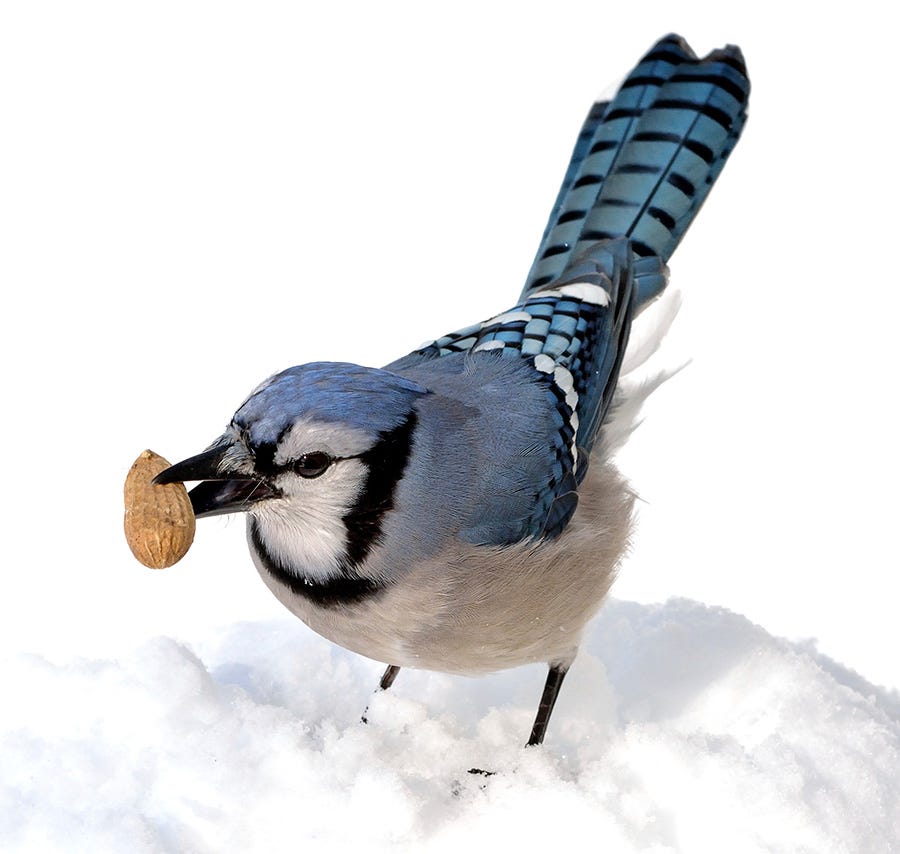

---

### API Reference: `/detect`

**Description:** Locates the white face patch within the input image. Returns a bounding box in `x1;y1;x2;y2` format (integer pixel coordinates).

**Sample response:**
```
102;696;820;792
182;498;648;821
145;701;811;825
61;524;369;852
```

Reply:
247;416;379;583
274;418;375;463
251;457;369;583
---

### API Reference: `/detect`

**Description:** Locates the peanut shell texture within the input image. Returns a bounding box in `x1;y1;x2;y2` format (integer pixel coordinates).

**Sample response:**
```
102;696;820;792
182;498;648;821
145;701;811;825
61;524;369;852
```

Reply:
124;449;195;568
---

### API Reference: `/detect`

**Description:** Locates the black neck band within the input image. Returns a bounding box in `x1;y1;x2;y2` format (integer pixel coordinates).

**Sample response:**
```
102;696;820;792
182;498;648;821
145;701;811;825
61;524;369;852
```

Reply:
250;519;382;607
341;411;418;569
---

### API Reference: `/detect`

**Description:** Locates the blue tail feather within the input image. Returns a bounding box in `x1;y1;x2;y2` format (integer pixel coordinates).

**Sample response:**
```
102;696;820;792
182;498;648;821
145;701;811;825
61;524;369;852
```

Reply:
535;99;610;253
523;34;749;305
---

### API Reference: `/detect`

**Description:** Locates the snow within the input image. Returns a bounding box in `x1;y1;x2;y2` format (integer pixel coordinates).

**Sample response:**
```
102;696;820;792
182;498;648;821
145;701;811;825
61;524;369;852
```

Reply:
3;0;900;850
4;600;898;852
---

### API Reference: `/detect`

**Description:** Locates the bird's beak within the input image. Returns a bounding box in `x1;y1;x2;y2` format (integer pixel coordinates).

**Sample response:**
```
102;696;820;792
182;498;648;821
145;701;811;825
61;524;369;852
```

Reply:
154;444;280;518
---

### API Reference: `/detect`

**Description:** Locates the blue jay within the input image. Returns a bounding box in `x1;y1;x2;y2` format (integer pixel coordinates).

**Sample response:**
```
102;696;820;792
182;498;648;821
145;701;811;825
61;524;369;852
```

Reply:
156;34;749;746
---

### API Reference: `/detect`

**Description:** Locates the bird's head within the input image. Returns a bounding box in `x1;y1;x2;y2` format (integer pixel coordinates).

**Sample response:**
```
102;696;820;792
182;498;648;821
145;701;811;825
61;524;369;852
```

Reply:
155;362;428;584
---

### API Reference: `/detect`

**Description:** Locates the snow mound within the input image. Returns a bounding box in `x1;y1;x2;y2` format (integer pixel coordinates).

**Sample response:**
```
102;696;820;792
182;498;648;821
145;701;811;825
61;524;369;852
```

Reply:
3;598;898;852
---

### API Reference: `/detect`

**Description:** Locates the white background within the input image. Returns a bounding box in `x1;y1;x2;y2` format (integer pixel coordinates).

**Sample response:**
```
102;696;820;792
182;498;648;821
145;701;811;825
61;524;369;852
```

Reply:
2;0;898;692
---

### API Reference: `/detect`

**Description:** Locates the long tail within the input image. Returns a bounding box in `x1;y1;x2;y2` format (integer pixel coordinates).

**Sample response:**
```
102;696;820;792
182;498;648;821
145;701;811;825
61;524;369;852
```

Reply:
523;34;749;306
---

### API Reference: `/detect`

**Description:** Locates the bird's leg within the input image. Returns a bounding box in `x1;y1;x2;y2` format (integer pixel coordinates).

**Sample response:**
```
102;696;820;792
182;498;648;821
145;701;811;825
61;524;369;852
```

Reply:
361;664;401;724
379;664;401;691
526;663;569;746
465;664;570;777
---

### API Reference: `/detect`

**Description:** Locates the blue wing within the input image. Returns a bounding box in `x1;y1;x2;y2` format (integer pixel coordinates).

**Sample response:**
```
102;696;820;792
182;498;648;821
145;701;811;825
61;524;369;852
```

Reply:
388;34;749;542
390;240;636;541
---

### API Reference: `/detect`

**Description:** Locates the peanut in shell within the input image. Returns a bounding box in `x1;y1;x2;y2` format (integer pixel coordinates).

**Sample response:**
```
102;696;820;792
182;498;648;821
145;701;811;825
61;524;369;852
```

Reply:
124;449;195;568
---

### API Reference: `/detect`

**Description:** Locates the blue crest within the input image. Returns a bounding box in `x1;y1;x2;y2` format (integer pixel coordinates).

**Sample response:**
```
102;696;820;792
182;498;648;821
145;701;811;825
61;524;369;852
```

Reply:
233;362;429;447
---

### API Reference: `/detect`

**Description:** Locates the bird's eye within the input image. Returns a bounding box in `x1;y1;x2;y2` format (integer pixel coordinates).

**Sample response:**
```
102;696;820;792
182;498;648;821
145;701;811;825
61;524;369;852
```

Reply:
292;451;333;478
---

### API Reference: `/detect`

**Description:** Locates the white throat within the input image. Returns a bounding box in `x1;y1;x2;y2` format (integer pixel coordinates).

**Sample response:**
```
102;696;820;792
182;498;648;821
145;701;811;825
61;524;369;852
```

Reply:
248;458;368;583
